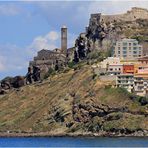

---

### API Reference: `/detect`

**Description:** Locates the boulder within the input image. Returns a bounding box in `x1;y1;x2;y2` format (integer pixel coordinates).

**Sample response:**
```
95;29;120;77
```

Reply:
1;76;25;89
11;76;25;88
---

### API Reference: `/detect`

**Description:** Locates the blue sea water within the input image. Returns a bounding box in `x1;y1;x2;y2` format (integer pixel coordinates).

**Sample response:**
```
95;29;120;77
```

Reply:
0;137;148;147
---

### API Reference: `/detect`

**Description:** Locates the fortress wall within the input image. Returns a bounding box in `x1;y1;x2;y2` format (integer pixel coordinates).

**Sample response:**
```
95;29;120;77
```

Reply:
100;7;148;23
101;14;123;22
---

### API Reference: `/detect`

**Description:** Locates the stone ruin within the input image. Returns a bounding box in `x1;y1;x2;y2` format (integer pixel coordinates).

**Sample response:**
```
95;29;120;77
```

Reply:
101;7;148;23
29;48;67;78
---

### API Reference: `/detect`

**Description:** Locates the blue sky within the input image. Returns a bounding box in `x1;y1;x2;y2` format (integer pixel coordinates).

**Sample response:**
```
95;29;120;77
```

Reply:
0;1;148;79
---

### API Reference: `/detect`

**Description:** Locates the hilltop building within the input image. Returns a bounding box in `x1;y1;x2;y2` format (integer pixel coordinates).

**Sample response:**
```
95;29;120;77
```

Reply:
123;64;134;74
107;64;123;75
29;48;66;75
116;74;134;92
116;63;148;96
138;55;148;64
134;76;148;97
113;38;143;59
29;26;70;78
100;57;120;68
101;7;148;23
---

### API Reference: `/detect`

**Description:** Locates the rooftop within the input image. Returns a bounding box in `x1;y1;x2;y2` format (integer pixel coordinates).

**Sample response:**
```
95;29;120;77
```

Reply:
62;25;67;29
122;38;137;42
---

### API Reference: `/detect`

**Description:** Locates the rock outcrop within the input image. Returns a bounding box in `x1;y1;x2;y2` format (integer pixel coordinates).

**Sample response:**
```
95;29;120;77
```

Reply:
0;76;25;91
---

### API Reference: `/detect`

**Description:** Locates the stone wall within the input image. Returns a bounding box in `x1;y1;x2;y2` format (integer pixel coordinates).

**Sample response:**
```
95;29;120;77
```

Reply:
101;7;148;23
34;49;63;61
29;48;67;78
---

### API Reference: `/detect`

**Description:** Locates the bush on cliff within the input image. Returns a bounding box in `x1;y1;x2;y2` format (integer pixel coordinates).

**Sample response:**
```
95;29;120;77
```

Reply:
43;68;55;79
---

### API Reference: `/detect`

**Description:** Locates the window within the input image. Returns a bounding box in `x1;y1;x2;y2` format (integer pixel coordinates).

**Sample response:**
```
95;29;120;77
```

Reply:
133;47;137;50
133;42;137;46
129;43;132;46
118;51;120;54
123;51;127;54
123;47;127;51
123;42;127;46
133;51;137;54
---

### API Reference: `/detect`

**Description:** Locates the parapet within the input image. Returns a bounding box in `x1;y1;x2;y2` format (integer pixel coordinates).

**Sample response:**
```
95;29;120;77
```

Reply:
91;13;101;18
100;7;148;23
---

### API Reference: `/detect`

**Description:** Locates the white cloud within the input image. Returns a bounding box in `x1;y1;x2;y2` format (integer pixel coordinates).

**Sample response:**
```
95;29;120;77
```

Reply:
0;4;21;16
28;31;60;55
45;31;59;41
28;30;77;56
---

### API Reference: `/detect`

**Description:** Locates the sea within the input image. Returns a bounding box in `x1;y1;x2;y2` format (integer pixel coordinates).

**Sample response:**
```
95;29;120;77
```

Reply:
0;137;148;147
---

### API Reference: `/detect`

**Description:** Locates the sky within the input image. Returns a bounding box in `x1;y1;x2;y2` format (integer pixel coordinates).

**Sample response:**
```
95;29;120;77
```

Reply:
0;0;148;79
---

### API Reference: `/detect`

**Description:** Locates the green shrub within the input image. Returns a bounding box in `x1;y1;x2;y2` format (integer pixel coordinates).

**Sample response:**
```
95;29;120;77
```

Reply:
137;96;148;106
87;50;113;62
87;51;101;60
43;68;55;79
68;61;75;69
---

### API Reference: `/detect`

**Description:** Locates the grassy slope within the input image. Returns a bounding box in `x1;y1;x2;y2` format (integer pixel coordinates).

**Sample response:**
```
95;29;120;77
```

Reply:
0;65;147;135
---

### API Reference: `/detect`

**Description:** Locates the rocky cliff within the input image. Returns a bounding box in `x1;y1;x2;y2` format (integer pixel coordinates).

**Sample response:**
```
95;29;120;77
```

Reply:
0;63;147;136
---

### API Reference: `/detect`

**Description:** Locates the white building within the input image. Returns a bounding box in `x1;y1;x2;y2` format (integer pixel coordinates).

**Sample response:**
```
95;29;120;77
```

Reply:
107;64;123;75
116;74;148;97
99;57;120;69
93;57;121;75
116;74;134;92
134;77;148;97
113;38;143;59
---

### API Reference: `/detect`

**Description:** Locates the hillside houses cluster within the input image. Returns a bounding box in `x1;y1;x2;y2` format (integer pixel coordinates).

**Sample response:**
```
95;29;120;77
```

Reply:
94;38;148;97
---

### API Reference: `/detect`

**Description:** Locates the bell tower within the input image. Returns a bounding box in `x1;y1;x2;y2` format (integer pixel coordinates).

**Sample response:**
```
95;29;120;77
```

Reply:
61;25;67;55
